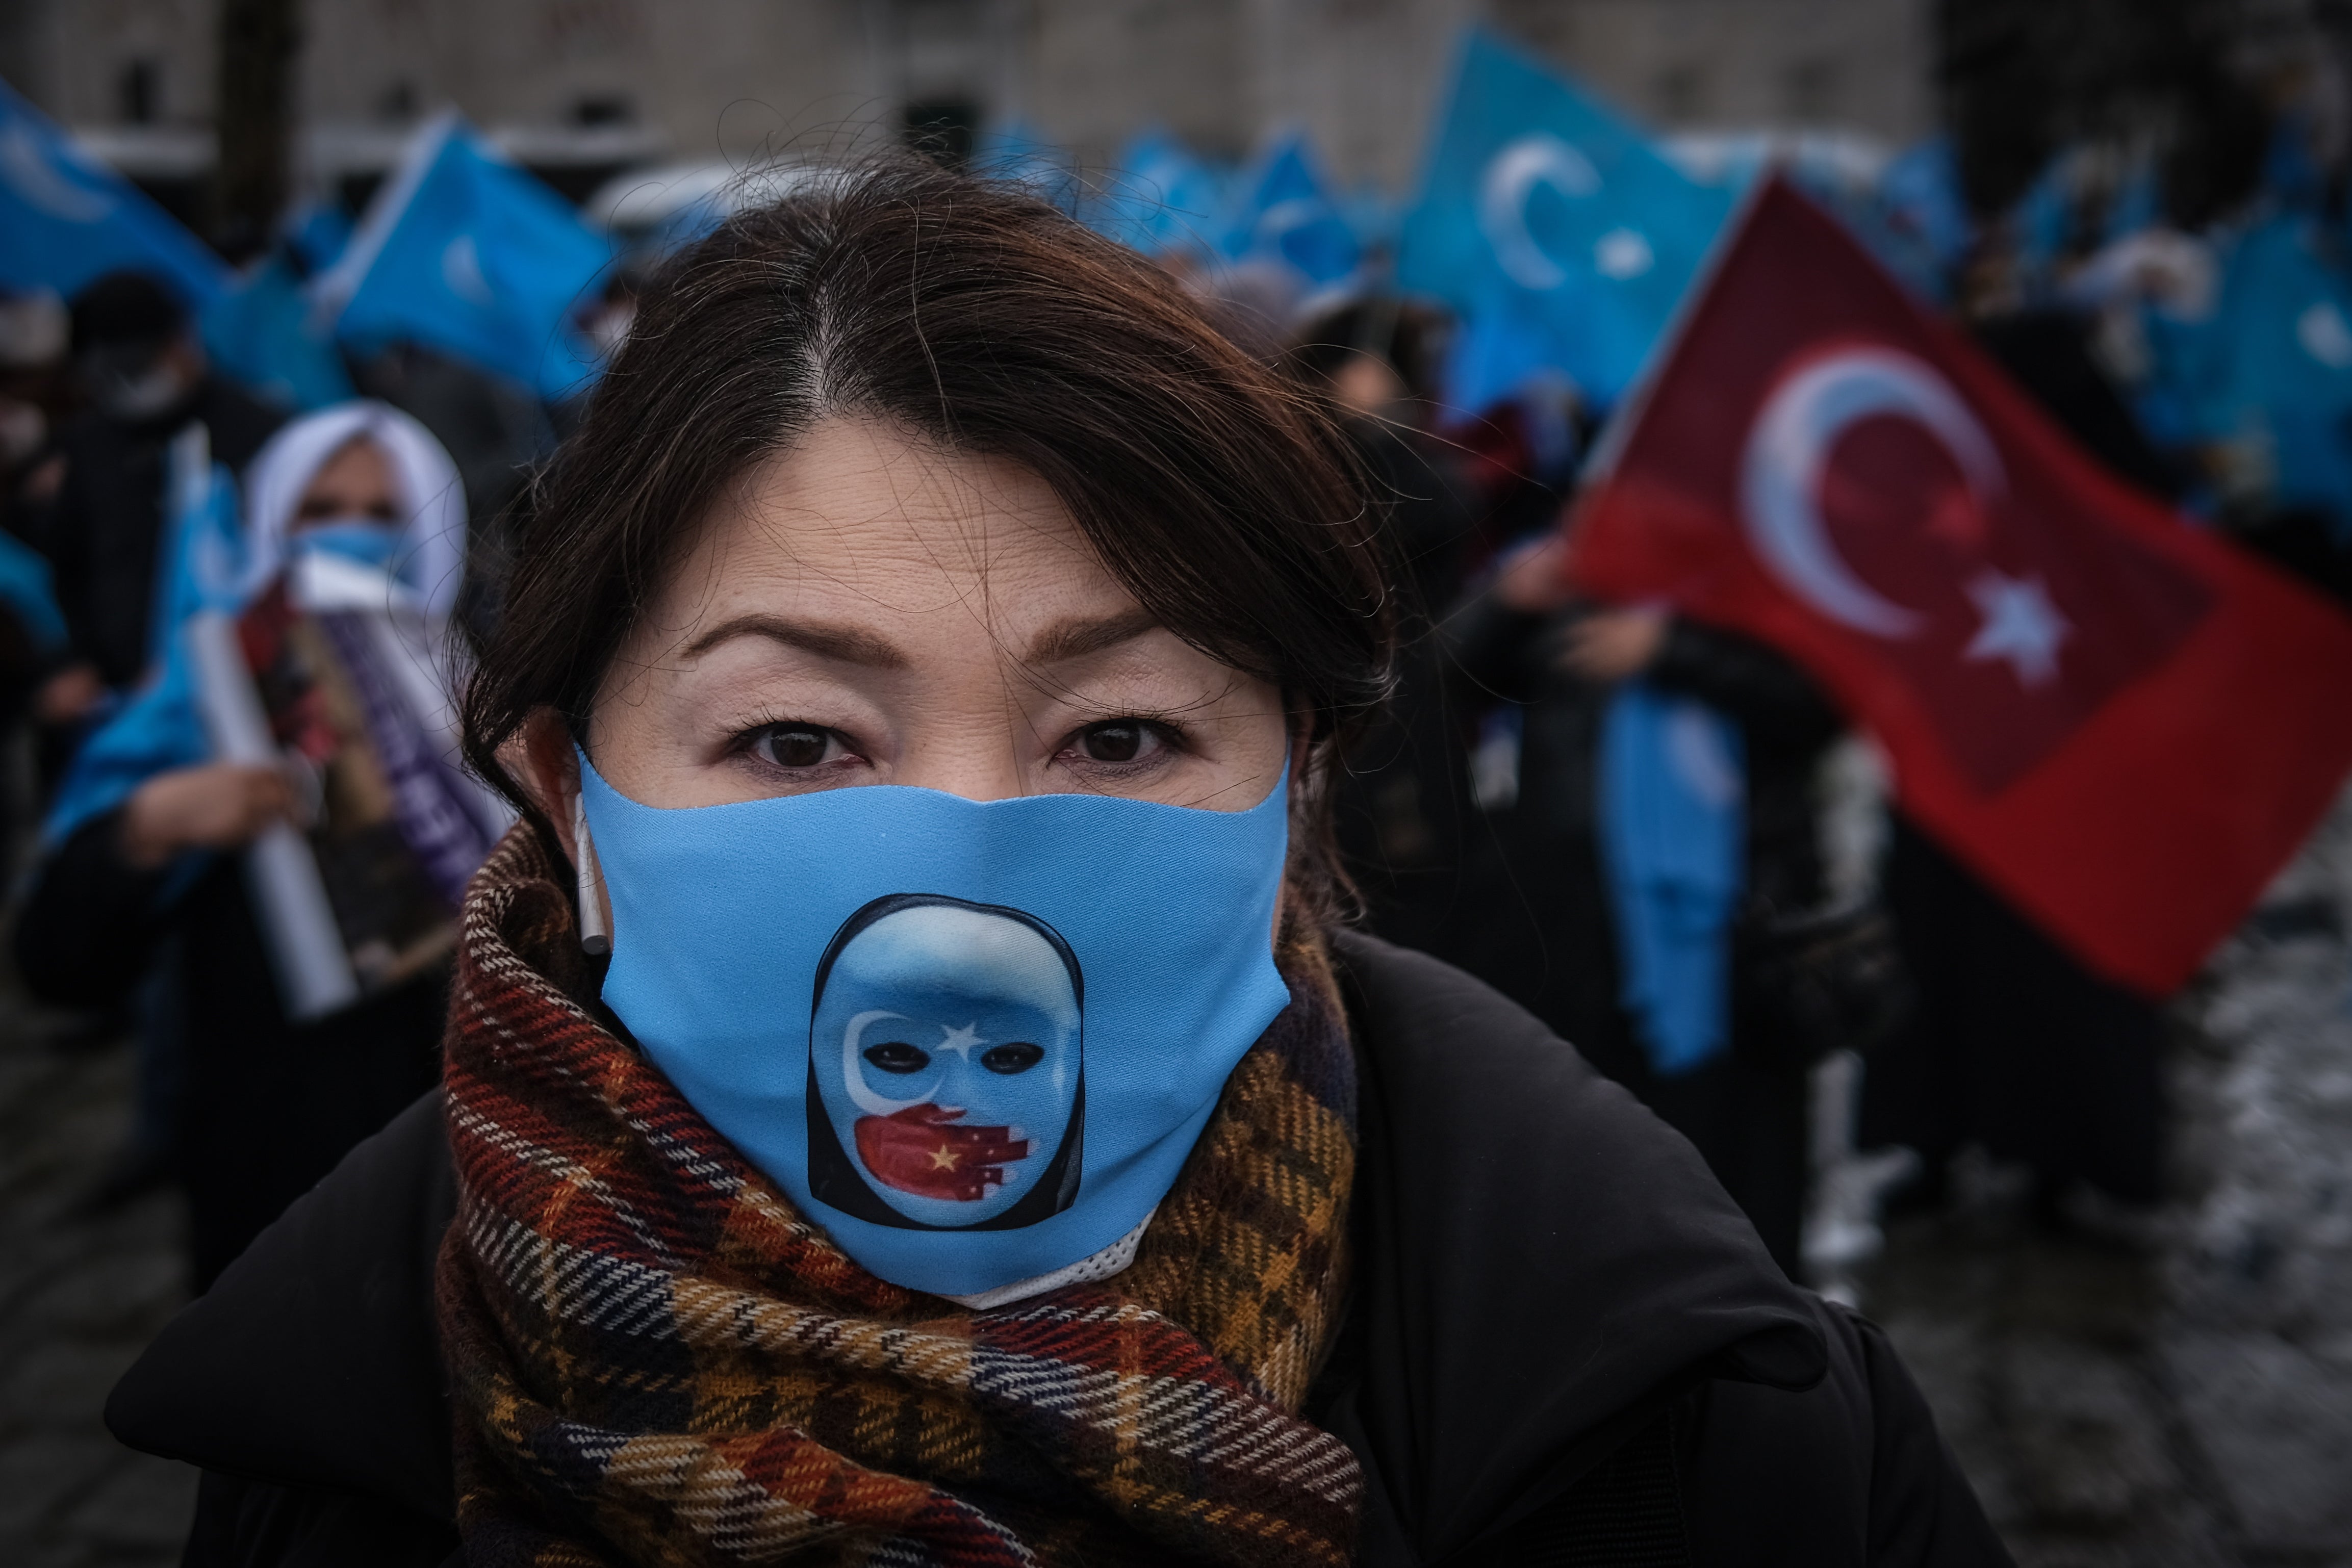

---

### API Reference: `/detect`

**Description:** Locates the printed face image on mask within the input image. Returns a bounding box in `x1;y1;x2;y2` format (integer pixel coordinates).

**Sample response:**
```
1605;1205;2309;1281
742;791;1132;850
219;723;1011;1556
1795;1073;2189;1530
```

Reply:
806;895;1085;1231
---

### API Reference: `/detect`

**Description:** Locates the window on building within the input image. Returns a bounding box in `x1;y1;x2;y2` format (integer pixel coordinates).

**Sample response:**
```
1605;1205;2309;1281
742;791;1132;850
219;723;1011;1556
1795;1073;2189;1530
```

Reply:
118;59;159;125
903;100;980;169
1785;57;1843;123
1654;63;1707;125
572;94;635;127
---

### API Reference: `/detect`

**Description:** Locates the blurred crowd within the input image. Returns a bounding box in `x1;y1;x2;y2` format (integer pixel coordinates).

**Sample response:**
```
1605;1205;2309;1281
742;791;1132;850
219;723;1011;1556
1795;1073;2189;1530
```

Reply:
6;13;2352;1300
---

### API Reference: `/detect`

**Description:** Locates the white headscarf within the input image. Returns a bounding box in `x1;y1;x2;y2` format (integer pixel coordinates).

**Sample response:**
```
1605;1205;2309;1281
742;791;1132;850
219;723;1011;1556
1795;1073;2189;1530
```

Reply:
237;400;468;618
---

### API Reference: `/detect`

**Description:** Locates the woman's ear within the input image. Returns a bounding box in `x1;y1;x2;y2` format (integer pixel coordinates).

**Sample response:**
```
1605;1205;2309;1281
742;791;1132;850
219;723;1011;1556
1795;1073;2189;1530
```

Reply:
505;708;613;954
503;707;583;865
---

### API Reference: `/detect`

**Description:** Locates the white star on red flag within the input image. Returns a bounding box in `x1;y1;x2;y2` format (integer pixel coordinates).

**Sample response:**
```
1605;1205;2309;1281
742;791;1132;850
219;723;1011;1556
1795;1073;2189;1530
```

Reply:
1963;569;2070;687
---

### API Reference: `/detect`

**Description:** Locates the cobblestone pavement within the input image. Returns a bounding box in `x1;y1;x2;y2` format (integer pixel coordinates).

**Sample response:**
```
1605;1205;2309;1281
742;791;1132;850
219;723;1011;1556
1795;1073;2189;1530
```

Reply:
4;809;2351;1565
1854;792;2352;1568
0;993;194;1568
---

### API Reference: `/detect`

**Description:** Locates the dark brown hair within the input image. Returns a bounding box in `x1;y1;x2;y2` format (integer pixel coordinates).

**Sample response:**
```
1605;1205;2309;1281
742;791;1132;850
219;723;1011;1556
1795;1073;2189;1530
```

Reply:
463;157;1395;905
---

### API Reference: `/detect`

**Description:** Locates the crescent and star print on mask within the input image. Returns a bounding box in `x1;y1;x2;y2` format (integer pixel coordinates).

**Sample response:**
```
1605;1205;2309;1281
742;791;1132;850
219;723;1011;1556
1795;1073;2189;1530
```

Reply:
575;753;1293;1298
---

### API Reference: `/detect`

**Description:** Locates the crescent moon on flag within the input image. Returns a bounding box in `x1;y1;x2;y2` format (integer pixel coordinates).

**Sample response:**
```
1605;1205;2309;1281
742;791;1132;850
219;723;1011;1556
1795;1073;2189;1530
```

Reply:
840;1009;929;1117
1739;346;2006;639
0;122;113;224
440;234;495;307
1478;132;1600;292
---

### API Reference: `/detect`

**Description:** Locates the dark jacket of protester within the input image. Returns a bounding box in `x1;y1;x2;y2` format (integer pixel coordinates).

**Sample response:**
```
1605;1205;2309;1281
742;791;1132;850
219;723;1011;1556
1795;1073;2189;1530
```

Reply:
15;820;445;1288
45;378;280;688
1860;816;2165;1210
1445;600;1846;1274
1330;420;1482;959
109;926;2006;1567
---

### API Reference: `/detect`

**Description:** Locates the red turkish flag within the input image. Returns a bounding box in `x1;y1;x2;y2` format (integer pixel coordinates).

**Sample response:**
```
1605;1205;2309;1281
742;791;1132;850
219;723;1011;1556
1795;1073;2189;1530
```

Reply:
1570;176;2352;996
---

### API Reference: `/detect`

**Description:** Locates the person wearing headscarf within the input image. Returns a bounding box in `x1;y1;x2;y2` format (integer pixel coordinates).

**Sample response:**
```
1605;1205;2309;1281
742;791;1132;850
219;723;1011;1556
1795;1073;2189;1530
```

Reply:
15;401;482;1289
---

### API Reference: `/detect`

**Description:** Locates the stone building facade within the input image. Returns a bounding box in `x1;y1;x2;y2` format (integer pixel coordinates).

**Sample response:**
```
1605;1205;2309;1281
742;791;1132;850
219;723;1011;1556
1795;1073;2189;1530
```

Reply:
1;0;1932;205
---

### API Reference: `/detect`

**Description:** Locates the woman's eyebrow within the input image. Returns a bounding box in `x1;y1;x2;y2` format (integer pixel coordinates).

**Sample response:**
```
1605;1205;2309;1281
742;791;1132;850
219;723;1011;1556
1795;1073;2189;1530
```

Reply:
1021;608;1162;666
680;614;909;669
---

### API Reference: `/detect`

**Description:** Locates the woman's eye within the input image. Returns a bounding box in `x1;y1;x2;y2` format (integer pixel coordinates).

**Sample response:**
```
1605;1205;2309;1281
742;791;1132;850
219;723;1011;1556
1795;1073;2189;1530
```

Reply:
863;1041;930;1074
1076;721;1158;764
980;1041;1045;1074
752;725;837;768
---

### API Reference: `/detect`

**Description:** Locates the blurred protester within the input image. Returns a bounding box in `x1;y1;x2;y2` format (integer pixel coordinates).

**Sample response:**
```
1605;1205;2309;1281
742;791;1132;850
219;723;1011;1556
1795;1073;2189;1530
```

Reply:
0;287;70;530
1861;818;2166;1226
1850;241;2183;1231
41;273;282;709
1288;300;1481;956
0;289;80;864
16;402;465;1288
1973;306;2185;501
1449;534;1848;1275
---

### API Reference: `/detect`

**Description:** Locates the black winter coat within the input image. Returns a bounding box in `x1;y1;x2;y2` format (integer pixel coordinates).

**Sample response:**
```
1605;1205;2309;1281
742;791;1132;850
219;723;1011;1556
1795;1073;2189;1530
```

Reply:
107;933;2009;1567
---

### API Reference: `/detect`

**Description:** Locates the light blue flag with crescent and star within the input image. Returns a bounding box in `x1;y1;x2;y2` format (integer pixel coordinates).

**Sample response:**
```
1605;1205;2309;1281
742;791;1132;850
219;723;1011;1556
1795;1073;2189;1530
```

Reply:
312;113;611;401
1218;132;1363;288
1396;28;1734;409
1088;129;1230;260
0;75;229;306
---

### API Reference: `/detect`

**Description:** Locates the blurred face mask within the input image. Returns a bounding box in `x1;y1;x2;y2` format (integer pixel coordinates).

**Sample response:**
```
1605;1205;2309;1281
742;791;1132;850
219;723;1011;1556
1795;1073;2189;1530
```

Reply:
291;517;402;573
575;751;1295;1299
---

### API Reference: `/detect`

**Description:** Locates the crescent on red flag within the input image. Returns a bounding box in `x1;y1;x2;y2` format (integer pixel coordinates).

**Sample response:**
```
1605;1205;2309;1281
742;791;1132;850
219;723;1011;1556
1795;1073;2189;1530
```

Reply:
1570;175;2352;995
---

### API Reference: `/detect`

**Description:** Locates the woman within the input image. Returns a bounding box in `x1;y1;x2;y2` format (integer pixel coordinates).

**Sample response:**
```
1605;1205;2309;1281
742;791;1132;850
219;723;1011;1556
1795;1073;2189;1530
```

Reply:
19;401;476;1287
111;162;2007;1566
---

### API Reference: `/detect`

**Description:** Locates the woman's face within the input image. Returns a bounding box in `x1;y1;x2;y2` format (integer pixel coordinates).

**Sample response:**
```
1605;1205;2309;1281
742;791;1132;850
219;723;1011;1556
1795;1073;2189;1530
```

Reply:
578;417;1290;814
292;435;399;529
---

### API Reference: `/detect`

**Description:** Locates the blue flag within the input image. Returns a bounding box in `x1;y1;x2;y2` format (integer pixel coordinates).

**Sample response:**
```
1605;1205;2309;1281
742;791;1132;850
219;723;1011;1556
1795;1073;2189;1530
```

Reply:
1876;137;1973;277
285;198;354;275
1219;133;1362;288
973;121;1080;214
314;115;610;401
1396;28;1733;408
202;254;356;413
1089;130;1229;260
2199;216;2352;536
0;528;65;658
1596;683;1746;1077
0;76;228;305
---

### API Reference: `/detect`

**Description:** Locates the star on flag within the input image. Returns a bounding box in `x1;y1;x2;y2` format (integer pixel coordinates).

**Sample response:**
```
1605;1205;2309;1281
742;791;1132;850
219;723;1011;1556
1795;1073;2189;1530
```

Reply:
1963;569;2070;687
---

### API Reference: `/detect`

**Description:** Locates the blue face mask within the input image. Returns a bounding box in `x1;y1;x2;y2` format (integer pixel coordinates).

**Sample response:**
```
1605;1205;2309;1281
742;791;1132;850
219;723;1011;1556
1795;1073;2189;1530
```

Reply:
577;755;1293;1298
291;517;402;573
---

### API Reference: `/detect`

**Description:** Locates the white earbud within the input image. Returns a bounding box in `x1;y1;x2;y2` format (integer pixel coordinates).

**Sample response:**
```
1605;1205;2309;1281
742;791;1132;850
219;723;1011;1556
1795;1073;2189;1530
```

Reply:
573;791;610;957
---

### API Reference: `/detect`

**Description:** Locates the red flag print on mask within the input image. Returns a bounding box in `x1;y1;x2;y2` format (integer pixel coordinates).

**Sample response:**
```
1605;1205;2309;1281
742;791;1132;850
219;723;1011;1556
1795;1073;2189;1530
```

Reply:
855;1103;1032;1203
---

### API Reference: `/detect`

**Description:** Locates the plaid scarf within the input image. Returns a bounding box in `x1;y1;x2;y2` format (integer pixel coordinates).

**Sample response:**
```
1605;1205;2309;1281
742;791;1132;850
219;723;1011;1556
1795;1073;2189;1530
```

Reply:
436;826;1363;1566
